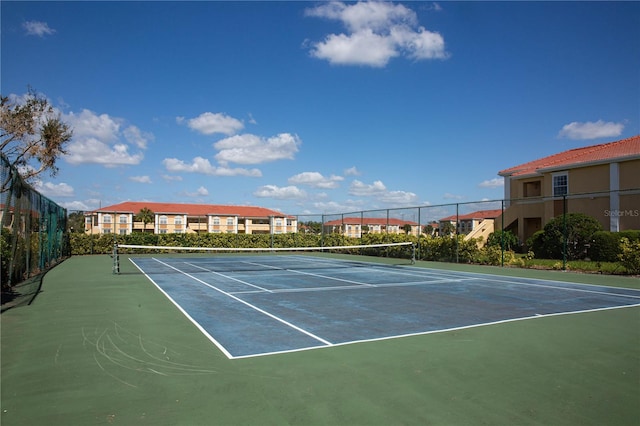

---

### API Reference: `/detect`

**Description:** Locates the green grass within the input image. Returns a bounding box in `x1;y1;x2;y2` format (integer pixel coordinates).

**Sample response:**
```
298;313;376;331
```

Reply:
523;258;628;274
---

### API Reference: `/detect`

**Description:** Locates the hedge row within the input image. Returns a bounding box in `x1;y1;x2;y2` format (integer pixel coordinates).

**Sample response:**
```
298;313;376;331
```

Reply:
588;230;640;262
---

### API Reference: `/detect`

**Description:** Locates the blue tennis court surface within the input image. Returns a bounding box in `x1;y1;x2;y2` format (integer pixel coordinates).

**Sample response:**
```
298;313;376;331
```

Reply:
130;255;640;359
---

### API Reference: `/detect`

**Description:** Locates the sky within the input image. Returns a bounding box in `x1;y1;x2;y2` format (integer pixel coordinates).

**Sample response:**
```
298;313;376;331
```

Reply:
2;1;639;218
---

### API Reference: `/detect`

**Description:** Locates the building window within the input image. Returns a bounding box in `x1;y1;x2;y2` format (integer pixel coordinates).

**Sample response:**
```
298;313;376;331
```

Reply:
119;214;128;224
553;173;568;197
159;215;168;225
213;217;220;225
226;217;234;226
175;216;183;225
119;229;127;235
159;229;167;234
275;219;282;227
103;214;112;223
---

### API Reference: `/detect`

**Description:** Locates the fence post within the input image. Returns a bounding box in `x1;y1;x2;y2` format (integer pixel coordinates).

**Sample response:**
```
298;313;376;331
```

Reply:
501;199;505;267
562;195;567;271
455;203;459;263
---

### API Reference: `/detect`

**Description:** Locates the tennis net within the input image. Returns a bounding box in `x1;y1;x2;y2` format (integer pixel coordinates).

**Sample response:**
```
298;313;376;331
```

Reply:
113;241;415;274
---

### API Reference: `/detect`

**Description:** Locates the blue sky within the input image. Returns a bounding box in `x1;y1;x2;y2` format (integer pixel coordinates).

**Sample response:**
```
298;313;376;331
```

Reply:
2;1;639;216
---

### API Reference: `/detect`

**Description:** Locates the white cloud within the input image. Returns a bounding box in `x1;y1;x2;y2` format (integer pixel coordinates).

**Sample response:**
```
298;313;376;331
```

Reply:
60;200;92;211
185;112;244;136
63;109;147;166
23;21;56;37
130;175;152;184
65;138;144;167
379;190;418;205
253;185;307;200
347;179;418;206
558;120;624;140
214;133;301;165
311;199;366;214
289;172;344;189
162;157;262;177
305;1;448;67
66;109;120;142
478;178;503;188
35;181;74;197
184;186;209;197
162;174;183;182
349;179;387;196
344;166;360;176
124;125;153;149
310;30;398;67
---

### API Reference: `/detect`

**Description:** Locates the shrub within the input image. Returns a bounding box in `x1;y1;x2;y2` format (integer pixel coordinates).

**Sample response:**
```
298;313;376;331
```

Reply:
589;231;622;261
589;230;640;262
619;237;640;275
477;245;518;266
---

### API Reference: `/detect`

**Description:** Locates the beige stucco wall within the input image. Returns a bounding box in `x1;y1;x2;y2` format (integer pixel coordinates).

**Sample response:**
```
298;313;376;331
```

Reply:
620;159;640;190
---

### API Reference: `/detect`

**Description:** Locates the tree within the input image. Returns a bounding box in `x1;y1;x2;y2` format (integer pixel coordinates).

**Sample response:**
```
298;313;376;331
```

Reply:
135;207;154;233
440;221;455;236
0;88;72;190
486;230;519;251
401;223;413;235
67;211;86;233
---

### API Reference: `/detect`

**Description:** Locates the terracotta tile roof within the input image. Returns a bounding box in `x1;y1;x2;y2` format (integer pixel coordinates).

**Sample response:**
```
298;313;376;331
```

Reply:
91;201;289;218
324;217;419;226
440;209;503;222
499;135;640;177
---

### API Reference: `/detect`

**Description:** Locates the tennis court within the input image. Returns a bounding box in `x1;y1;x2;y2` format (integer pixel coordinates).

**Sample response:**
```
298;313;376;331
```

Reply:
129;251;640;359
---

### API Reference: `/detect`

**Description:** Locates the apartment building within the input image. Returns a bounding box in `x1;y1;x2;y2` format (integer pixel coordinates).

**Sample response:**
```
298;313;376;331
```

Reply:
439;209;502;244
323;217;420;237
498;135;640;243
84;202;297;235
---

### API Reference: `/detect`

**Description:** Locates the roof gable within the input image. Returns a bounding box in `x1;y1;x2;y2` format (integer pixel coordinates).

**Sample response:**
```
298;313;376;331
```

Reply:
440;209;502;222
499;135;640;177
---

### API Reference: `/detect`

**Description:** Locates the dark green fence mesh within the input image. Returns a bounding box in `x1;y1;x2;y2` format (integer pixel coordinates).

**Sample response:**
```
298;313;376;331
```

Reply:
1;153;69;296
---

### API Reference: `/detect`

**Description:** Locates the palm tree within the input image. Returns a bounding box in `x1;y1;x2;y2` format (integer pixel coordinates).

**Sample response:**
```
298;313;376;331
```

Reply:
135;207;154;233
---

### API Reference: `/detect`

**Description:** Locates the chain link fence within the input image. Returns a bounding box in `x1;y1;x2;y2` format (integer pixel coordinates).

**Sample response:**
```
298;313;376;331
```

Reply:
1;153;69;308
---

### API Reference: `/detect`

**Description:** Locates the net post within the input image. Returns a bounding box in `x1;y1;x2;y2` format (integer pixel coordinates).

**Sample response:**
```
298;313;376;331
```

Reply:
411;242;416;265
112;242;120;274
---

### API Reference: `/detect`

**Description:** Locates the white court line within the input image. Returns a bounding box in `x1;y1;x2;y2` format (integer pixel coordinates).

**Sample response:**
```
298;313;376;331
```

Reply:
185;262;273;293
150;257;333;347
